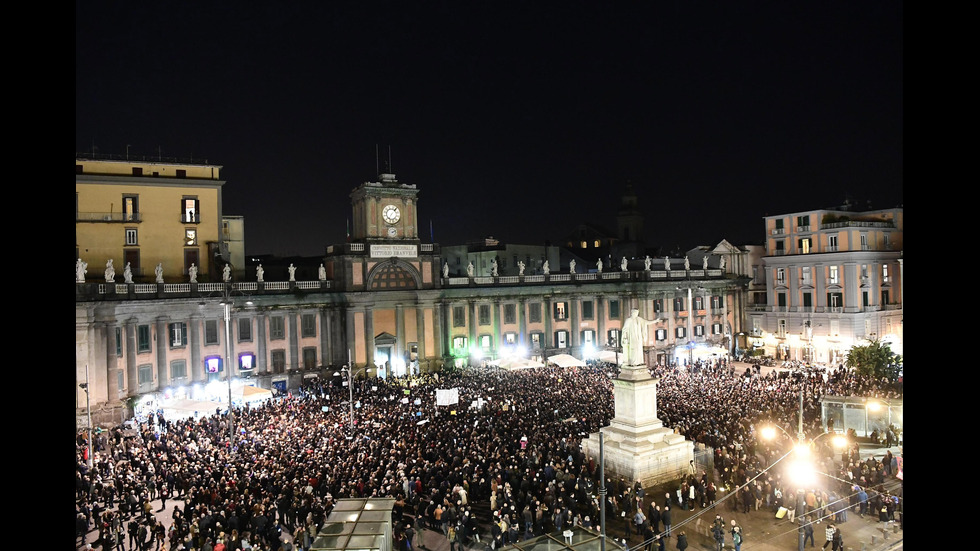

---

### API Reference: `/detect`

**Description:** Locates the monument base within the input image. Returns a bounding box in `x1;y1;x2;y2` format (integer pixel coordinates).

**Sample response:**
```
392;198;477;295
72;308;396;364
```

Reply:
581;364;694;487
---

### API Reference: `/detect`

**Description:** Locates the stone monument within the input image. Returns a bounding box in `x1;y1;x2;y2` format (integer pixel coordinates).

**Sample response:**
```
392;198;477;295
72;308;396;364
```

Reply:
581;308;694;487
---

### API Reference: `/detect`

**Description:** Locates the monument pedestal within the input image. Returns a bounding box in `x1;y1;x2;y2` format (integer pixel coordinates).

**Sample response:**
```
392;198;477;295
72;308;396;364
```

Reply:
581;365;694;487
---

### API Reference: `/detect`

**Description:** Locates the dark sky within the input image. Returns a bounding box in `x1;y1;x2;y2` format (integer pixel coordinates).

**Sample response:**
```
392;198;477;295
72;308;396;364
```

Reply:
76;2;903;257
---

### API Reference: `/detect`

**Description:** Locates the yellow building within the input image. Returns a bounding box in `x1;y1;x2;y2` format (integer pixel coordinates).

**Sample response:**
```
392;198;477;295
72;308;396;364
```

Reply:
75;155;232;282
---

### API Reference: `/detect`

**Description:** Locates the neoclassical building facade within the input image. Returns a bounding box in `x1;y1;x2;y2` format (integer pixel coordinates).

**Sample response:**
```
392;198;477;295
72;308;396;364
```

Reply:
76;168;748;424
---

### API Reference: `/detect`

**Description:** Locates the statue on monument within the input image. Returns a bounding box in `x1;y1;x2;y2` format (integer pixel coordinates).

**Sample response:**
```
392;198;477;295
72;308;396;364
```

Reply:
517;260;525;276
319;263;327;281
124;262;134;284
256;264;265;282
719;255;726;271
467;261;475;278
156;263;165;283
644;255;652;271
703;255;709;270
621;256;628;271
288;263;296;281
491;258;498;277
664;256;671;271
620;308;657;366
443;262;449;278
569;259;576;273
104;259;115;282
684;256;690;271
76;258;88;283
542;260;550;275
222;264;231;282
188;263;197;283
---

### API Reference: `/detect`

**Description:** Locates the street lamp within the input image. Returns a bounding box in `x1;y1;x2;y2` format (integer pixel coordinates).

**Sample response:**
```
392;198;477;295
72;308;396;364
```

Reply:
337;362;367;433
220;284;253;451
677;285;704;366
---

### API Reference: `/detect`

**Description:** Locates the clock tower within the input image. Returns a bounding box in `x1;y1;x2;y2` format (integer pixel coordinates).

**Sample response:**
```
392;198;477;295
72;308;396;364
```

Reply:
349;172;420;241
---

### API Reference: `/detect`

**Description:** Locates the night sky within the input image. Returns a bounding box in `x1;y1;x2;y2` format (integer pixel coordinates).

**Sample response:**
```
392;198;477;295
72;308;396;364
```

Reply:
76;2;903;257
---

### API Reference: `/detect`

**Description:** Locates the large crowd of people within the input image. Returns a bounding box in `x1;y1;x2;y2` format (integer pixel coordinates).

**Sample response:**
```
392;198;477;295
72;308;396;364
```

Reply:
75;359;902;551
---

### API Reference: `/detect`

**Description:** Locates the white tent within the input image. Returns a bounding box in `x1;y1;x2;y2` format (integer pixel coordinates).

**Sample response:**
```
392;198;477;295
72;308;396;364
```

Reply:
235;384;274;404
500;357;545;370
161;398;225;421
595;350;620;363
547;353;587;367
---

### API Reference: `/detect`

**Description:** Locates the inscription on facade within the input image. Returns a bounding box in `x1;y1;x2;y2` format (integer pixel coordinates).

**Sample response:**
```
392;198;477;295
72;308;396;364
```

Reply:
370;244;418;258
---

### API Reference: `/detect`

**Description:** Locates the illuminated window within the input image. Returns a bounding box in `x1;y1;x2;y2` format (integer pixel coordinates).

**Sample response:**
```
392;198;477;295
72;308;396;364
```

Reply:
829;266;839;285
480;335;492;350
694;325;704;337
184;229;197;246
581;241;588;249
594;240;600;248
452;336;468;351
608;329;620;346
675;327;686;338
554;302;568;321
882;264;890;282
182;197;199;223
798;238;811;254
655;329;666;341
828;234;839;251
169;322;187;348
123;195;139;221
554;330;568;348
776;268;785;285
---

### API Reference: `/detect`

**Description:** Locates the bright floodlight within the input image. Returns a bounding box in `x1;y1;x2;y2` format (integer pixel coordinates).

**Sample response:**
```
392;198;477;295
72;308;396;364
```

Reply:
785;458;817;487
583;343;596;358
793;442;811;458
472;347;484;360
760;426;778;441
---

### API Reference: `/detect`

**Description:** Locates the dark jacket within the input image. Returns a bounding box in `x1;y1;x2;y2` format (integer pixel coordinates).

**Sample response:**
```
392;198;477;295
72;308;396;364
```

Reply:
676;533;689;550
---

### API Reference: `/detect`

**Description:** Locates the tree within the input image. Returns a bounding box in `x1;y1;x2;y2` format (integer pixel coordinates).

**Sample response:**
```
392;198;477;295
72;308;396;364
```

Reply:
845;338;902;381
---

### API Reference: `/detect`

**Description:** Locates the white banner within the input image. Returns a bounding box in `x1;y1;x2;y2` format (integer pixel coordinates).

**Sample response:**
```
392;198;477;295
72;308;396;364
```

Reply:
370;244;418;258
436;388;459;406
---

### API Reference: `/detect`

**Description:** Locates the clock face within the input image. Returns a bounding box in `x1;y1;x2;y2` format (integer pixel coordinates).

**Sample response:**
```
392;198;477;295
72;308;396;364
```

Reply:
387;227;398;237
382;204;401;224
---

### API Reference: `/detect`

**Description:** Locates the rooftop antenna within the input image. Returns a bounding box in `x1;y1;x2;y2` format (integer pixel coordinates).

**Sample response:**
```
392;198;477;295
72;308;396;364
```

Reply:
375;144;379;177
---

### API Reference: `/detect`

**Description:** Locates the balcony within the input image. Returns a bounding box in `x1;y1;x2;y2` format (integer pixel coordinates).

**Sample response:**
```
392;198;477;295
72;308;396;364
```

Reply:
77;212;142;222
771;227;785;235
